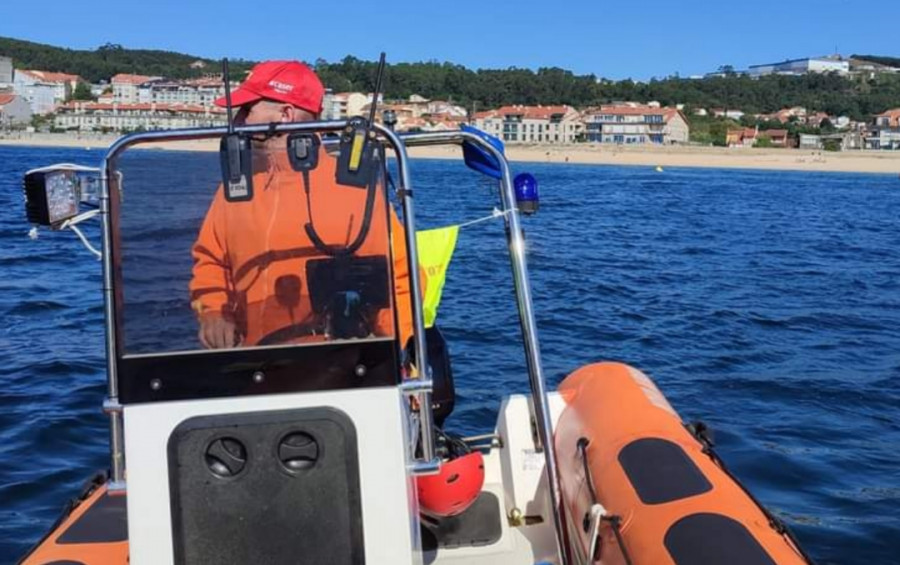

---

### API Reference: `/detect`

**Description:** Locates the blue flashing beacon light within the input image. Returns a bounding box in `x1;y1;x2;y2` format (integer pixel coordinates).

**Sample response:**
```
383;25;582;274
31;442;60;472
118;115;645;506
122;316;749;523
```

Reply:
513;173;539;215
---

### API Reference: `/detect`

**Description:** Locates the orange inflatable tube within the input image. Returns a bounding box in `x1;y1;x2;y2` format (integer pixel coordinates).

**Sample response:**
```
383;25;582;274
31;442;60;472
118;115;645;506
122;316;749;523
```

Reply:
554;362;810;565
20;477;128;564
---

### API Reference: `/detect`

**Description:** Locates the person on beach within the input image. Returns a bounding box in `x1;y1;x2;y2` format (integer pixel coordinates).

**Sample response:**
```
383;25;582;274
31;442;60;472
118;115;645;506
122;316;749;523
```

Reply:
189;60;420;349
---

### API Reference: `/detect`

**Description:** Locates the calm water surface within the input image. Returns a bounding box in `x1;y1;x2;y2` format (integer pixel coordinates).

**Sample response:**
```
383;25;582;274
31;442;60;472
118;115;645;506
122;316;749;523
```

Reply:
1;145;898;563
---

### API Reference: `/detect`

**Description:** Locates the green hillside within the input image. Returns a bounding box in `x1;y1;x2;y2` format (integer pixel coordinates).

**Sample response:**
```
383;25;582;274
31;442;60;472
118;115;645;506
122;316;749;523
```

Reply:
0;37;255;82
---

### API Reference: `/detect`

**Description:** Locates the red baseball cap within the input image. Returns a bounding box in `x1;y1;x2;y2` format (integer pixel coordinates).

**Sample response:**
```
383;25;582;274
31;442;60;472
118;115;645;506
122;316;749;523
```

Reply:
214;60;325;114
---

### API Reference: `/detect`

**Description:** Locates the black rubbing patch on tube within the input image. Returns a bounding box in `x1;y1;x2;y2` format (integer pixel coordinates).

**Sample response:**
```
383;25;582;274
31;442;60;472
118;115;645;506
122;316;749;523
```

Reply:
618;438;712;504
57;493;128;544
665;513;778;565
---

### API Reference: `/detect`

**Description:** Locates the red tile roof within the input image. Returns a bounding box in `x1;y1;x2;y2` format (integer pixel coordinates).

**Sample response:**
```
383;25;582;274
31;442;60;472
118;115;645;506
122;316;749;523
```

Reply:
0;93;18;106
595;104;668;116
111;73;159;85
875;108;900;127
727;128;758;143
494;105;574;120
18;70;84;84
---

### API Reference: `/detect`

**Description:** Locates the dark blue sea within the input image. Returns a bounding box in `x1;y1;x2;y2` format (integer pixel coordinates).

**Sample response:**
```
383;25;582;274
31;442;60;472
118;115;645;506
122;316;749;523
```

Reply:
1;144;899;564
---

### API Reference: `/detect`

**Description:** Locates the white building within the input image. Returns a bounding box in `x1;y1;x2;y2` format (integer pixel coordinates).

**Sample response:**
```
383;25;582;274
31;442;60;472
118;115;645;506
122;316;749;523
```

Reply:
0;56;13;85
55;102;228;132
111;74;162;103
748;56;849;77
0;93;32;127
473;105;582;144
865;108;900;150
329;92;370;119
583;104;690;145
426;100;467;118
91;83;109;98
13;70;83;114
712;109;745;121
136;78;226;106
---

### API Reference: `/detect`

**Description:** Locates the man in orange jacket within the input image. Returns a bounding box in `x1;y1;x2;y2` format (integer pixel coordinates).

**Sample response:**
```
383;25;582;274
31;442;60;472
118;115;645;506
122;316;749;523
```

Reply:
189;60;419;349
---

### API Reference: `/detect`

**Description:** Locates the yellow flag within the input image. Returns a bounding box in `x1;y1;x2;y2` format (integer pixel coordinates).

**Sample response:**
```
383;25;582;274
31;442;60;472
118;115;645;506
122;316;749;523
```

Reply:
416;225;460;327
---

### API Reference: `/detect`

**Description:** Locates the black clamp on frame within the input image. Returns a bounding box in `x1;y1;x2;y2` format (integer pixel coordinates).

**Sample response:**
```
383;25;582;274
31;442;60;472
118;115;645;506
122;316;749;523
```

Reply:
288;133;321;172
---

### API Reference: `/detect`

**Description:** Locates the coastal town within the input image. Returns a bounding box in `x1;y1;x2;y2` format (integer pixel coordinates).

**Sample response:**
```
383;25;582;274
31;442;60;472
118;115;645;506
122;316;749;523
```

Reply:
1;52;900;170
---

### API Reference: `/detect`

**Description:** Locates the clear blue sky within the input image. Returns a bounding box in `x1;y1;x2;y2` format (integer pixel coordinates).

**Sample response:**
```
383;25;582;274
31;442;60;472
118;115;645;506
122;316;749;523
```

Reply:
4;0;899;80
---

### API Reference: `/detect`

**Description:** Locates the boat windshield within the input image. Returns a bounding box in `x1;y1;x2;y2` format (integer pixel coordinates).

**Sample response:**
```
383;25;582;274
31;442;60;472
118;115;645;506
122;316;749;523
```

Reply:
111;133;400;356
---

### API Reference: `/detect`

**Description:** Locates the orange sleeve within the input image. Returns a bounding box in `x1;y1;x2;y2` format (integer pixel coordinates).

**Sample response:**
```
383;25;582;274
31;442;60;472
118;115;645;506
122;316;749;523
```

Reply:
189;189;231;315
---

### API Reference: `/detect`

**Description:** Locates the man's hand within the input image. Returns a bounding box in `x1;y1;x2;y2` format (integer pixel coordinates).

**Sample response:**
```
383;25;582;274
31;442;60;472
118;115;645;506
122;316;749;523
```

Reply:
198;311;241;349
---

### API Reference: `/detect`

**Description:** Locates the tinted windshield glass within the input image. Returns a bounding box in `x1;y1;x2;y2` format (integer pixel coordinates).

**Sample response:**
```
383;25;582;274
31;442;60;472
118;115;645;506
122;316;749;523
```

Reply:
113;133;400;355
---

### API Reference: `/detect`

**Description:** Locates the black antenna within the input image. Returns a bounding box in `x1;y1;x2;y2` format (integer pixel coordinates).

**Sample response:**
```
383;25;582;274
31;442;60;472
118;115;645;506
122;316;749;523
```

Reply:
367;52;386;124
222;58;235;131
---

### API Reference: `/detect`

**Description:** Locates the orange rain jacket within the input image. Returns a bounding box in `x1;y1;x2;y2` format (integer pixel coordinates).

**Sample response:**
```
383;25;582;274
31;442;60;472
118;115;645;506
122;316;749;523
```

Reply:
189;145;418;346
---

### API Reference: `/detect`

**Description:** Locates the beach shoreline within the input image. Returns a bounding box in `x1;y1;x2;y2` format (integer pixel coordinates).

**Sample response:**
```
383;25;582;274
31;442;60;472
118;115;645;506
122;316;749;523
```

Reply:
2;132;899;175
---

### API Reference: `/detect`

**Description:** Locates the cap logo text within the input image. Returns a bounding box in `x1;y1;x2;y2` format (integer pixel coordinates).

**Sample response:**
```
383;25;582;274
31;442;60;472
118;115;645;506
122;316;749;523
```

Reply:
269;80;294;93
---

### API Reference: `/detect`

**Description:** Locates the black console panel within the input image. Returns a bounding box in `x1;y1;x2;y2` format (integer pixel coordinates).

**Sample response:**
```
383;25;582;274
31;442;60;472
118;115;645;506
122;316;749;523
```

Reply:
168;407;364;565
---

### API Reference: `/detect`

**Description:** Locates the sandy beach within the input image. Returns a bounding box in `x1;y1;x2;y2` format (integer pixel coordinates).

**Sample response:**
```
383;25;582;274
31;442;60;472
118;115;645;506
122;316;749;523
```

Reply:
2;132;900;175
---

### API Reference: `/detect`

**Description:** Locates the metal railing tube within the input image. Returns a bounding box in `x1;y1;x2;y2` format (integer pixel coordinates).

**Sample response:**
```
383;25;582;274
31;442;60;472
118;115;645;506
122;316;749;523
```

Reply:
373;124;437;470
98;158;125;492
451;130;570;565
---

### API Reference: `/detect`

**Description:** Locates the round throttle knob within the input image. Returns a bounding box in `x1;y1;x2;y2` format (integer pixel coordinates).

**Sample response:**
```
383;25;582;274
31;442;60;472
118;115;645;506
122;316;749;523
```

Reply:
278;432;319;471
205;437;247;478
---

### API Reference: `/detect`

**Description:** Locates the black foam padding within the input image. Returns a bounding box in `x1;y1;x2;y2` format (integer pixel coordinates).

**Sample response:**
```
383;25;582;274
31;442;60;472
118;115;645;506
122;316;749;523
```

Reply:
665;513;778;565
618;438;713;504
168;408;364;565
421;492;503;552
56;492;128;544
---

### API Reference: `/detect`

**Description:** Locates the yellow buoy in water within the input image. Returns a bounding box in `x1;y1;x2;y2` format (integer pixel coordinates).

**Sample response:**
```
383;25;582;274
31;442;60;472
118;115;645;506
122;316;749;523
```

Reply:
655;165;664;173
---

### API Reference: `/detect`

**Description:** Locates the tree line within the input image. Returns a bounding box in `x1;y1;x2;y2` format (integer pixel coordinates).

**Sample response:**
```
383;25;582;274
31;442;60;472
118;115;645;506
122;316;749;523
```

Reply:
3;36;899;121
0;37;255;82
319;57;900;121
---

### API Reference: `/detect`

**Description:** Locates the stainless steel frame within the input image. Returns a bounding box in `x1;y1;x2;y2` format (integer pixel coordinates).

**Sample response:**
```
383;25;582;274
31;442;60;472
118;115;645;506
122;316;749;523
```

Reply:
96;122;567;563
399;130;570;564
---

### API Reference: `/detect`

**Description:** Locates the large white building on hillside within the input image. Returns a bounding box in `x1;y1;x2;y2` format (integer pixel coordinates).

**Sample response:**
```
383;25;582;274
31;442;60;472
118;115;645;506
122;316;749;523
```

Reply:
583;104;690;145
748;56;849;77
473;105;582;144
